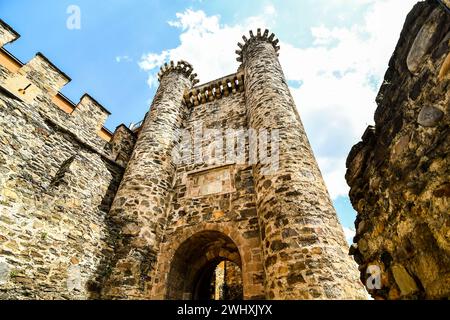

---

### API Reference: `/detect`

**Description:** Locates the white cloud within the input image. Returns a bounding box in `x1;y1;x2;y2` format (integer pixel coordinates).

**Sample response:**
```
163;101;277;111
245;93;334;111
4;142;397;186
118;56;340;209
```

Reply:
343;226;356;245
318;157;350;200
138;6;277;85
282;0;417;198
115;55;132;63
264;4;276;16
138;51;169;70
138;0;417;199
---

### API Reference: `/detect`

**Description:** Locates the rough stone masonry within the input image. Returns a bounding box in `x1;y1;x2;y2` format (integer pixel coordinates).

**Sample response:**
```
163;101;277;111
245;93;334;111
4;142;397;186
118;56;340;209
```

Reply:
0;11;370;299
346;0;450;300
0;20;136;299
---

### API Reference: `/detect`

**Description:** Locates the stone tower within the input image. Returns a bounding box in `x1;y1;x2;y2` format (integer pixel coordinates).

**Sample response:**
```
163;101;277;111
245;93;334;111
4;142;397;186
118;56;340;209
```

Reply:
102;61;198;298
102;29;366;300
239;30;365;299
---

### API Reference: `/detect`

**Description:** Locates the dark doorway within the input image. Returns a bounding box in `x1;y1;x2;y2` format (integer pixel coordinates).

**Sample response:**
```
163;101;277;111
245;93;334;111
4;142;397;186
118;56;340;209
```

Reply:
165;231;243;300
193;259;243;300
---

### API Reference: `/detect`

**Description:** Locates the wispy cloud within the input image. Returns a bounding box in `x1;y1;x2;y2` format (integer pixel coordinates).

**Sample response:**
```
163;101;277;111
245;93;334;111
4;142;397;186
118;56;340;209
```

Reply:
138;0;417;200
343;226;356;245
115;55;132;63
283;0;417;198
138;5;277;86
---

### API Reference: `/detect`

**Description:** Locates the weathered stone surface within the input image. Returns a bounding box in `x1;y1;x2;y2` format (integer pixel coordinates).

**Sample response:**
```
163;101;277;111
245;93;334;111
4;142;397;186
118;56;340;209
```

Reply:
442;0;450;10
0;259;10;285
0;19;135;300
417;106;444;127
438;51;450;80
0;20;19;47
391;265;418;296
346;0;450;300
406;8;441;74
242;31;366;300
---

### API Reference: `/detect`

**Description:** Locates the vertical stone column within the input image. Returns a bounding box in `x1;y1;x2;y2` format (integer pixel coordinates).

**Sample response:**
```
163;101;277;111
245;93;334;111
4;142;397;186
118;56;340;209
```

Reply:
240;29;366;299
102;61;198;299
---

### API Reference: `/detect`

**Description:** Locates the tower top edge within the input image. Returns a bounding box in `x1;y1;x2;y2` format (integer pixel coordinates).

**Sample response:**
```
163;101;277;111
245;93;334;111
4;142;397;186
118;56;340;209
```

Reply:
236;28;280;62
157;60;200;85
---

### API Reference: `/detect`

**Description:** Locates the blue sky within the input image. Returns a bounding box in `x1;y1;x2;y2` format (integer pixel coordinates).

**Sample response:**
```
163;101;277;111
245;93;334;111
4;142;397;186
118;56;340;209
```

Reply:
0;0;418;243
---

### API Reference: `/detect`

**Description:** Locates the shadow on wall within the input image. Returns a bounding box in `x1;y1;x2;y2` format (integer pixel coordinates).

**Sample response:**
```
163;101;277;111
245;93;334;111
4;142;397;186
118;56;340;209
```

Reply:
86;160;124;299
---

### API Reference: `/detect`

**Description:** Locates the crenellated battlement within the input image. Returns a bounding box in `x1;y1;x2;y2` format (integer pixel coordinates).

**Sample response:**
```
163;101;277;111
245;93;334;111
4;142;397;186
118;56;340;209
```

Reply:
183;72;244;107
157;60;199;85
21;52;71;96
0;19;128;145
0;19;19;47
236;28;280;62
0;18;139;172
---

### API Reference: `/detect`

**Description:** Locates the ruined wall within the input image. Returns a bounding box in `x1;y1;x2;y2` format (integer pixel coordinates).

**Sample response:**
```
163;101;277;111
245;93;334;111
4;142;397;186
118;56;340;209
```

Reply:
0;19;136;299
346;0;450;299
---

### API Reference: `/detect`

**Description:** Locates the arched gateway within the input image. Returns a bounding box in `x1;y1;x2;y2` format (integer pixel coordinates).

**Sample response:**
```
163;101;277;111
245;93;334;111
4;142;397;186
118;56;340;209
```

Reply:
150;223;266;300
166;231;242;300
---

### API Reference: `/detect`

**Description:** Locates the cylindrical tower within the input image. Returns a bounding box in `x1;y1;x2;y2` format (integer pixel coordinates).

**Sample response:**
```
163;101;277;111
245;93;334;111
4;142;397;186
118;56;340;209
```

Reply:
239;29;367;299
102;61;198;299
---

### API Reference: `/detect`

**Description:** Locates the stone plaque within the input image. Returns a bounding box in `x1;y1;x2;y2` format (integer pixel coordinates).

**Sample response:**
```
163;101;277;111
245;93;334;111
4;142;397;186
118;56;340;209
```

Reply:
187;165;234;198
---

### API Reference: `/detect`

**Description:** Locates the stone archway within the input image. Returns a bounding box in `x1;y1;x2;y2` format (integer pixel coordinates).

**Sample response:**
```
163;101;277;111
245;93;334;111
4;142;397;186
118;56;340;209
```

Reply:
166;230;241;300
149;223;265;300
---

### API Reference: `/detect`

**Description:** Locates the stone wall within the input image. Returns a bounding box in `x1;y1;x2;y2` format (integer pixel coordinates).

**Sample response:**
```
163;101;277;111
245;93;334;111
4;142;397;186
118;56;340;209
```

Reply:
0;19;136;299
346;0;450;299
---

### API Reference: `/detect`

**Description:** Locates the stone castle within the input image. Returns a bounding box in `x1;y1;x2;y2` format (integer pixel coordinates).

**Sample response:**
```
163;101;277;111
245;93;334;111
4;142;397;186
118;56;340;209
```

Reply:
0;0;448;300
